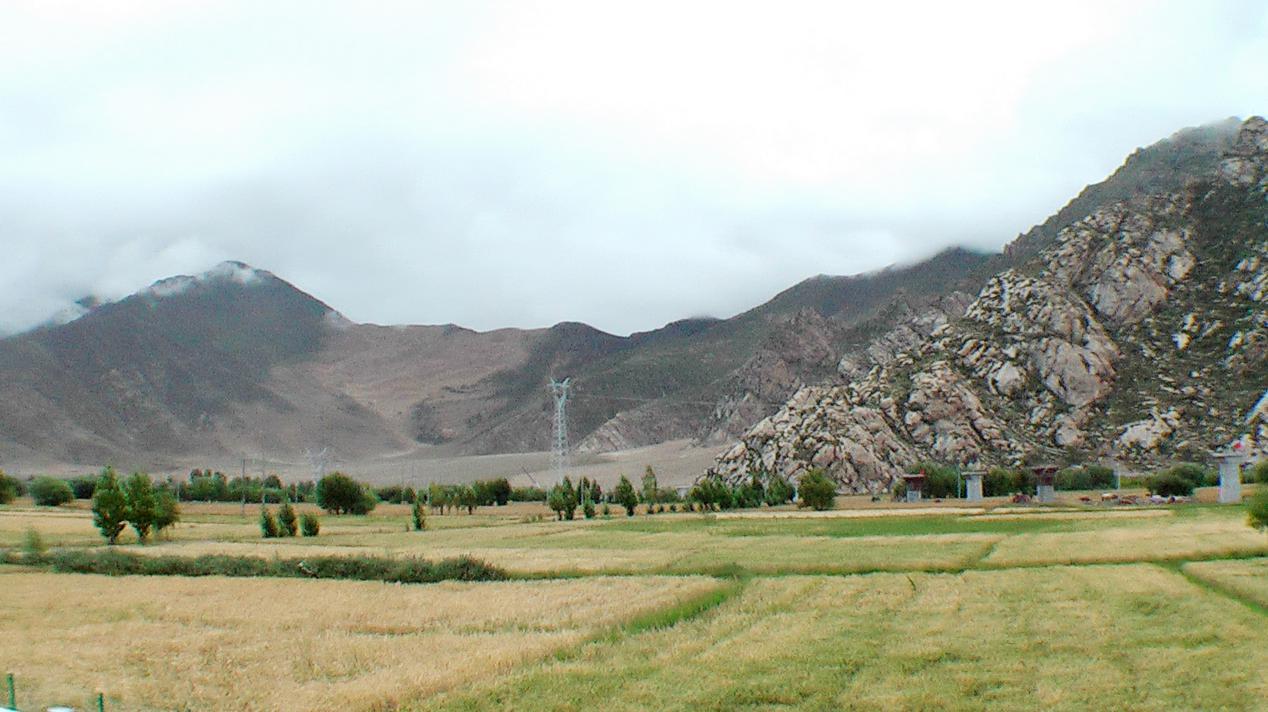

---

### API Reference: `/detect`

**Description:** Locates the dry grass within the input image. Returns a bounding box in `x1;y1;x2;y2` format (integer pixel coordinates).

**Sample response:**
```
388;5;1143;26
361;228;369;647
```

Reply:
1183;556;1268;608
983;511;1268;566
431;566;1268;711
0;571;720;711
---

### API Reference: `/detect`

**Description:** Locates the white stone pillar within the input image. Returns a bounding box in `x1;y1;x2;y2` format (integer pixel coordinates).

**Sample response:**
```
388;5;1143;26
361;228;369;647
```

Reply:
964;470;985;502
1213;450;1246;504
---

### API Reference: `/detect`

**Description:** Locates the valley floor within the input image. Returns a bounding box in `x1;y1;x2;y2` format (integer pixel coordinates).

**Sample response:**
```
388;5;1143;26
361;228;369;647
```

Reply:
2;489;1267;711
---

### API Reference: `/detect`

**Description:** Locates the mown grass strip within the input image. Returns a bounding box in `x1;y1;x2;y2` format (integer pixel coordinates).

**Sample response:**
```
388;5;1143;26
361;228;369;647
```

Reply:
1165;561;1268;618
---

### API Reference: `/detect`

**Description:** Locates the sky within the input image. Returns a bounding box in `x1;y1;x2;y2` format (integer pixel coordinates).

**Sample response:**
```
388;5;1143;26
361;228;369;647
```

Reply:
1;1;1266;336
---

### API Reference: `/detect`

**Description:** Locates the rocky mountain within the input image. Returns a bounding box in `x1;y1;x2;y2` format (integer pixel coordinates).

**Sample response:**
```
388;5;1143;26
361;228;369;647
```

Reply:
0;250;988;468
1;117;1257;475
714;116;1268;492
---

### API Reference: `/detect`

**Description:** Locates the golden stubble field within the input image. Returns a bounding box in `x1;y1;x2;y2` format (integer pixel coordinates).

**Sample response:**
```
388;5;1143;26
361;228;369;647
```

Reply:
2;490;1267;710
1;572;722;711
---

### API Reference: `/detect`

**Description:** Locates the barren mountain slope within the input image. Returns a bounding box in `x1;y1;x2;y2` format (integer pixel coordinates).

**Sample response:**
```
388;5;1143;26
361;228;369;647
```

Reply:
715;116;1268;492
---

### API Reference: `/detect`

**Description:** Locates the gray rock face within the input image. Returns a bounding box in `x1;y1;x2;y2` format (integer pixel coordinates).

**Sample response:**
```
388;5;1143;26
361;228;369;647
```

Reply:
715;116;1268;490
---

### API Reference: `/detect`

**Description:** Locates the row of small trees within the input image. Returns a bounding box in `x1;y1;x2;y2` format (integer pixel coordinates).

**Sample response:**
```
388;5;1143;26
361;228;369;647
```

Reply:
91;468;180;544
260;502;320;537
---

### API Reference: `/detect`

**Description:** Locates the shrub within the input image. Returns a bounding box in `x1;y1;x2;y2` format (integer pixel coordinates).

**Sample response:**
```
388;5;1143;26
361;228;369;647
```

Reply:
1055;465;1116;491
316;473;377;515
797;469;836;511
22;527;46;562
301;512;321;537
1249;460;1268;484
688;475;732;511
411;500;427;531
764;474;794;506
260;507;280;538
615;475;639;516
29;476;74;506
1165;463;1217;488
547;478;577;520
68;477;97;499
152;490;181;536
0;469;18;504
907;462;958;498
124;473;158;542
92;468;129;544
601;503;611;517
276;501;298;537
1248;487;1268;533
1147;473;1194;497
42;549;507;583
583;498;596;519
734;477;764;508
641;466;659;506
985;466;1029;496
510;486;547;502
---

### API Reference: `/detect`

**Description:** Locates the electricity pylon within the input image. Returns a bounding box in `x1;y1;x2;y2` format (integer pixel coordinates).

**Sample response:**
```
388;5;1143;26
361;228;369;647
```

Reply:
548;378;570;483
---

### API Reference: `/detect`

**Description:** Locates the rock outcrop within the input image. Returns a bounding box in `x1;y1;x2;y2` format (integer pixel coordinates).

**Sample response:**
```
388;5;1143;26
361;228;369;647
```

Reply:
715;116;1268;490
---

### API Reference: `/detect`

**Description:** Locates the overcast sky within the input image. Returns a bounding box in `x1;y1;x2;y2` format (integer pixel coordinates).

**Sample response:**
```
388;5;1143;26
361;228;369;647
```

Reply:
2;1;1265;336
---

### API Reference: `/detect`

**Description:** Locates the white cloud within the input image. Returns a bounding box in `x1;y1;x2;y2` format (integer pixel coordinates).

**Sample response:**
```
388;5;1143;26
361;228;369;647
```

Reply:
0;0;1265;335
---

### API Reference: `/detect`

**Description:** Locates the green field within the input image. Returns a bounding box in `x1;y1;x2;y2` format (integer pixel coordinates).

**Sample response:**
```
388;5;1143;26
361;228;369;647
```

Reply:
2;495;1267;710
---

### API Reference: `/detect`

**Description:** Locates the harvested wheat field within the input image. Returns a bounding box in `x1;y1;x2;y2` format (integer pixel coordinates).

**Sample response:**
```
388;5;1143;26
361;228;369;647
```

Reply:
429;566;1268;711
1183;557;1268;608
0;572;721;711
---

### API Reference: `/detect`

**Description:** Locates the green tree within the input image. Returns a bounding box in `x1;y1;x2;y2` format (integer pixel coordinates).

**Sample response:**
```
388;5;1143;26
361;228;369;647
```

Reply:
641;466;659;505
764;474;794;506
1248;487;1268;533
29;476;74;506
300;512;321;536
259;507;280;538
92;468;128;544
583;497;596;519
124;472;158;542
0;469;18;504
316;473;377;515
615;475;639;516
489;477;512;506
796;469;837;511
276;500;298;536
1249;460;1268;484
412;500;427;531
152;490;181;536
458;485;479;514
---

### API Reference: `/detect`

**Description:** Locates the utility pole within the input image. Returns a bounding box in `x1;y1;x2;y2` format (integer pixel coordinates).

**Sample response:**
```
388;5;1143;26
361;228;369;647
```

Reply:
548;378;571;484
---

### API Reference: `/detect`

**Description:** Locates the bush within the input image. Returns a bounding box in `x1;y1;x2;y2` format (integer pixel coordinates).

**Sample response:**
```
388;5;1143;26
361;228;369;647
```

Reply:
1147;473;1194;497
1249;460;1268;484
985;466;1031;496
124;473;158;542
601;503;611;517
1055;465;1116;491
22;528;46;562
764;474;794;506
41;549;507;583
1248;487;1268;533
152;490;181;536
688;475;732;511
316;473;377;515
29;476;74;506
276;501;298;537
510;486;547;502
301;512;321;537
615;475;639;516
92;468;129;544
796;469;836;511
583;498;596;519
0;469;18;504
411;500;426;531
1165;463;1217;488
907;462;958;498
68;477;97;499
260;507;280;538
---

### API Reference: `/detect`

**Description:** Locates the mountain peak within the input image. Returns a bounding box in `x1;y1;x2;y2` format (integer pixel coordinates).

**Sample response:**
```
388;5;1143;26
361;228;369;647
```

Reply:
143;260;274;299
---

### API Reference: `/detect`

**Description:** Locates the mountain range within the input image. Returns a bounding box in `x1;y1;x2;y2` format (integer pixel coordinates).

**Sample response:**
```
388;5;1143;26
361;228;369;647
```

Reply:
1;116;1263;484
